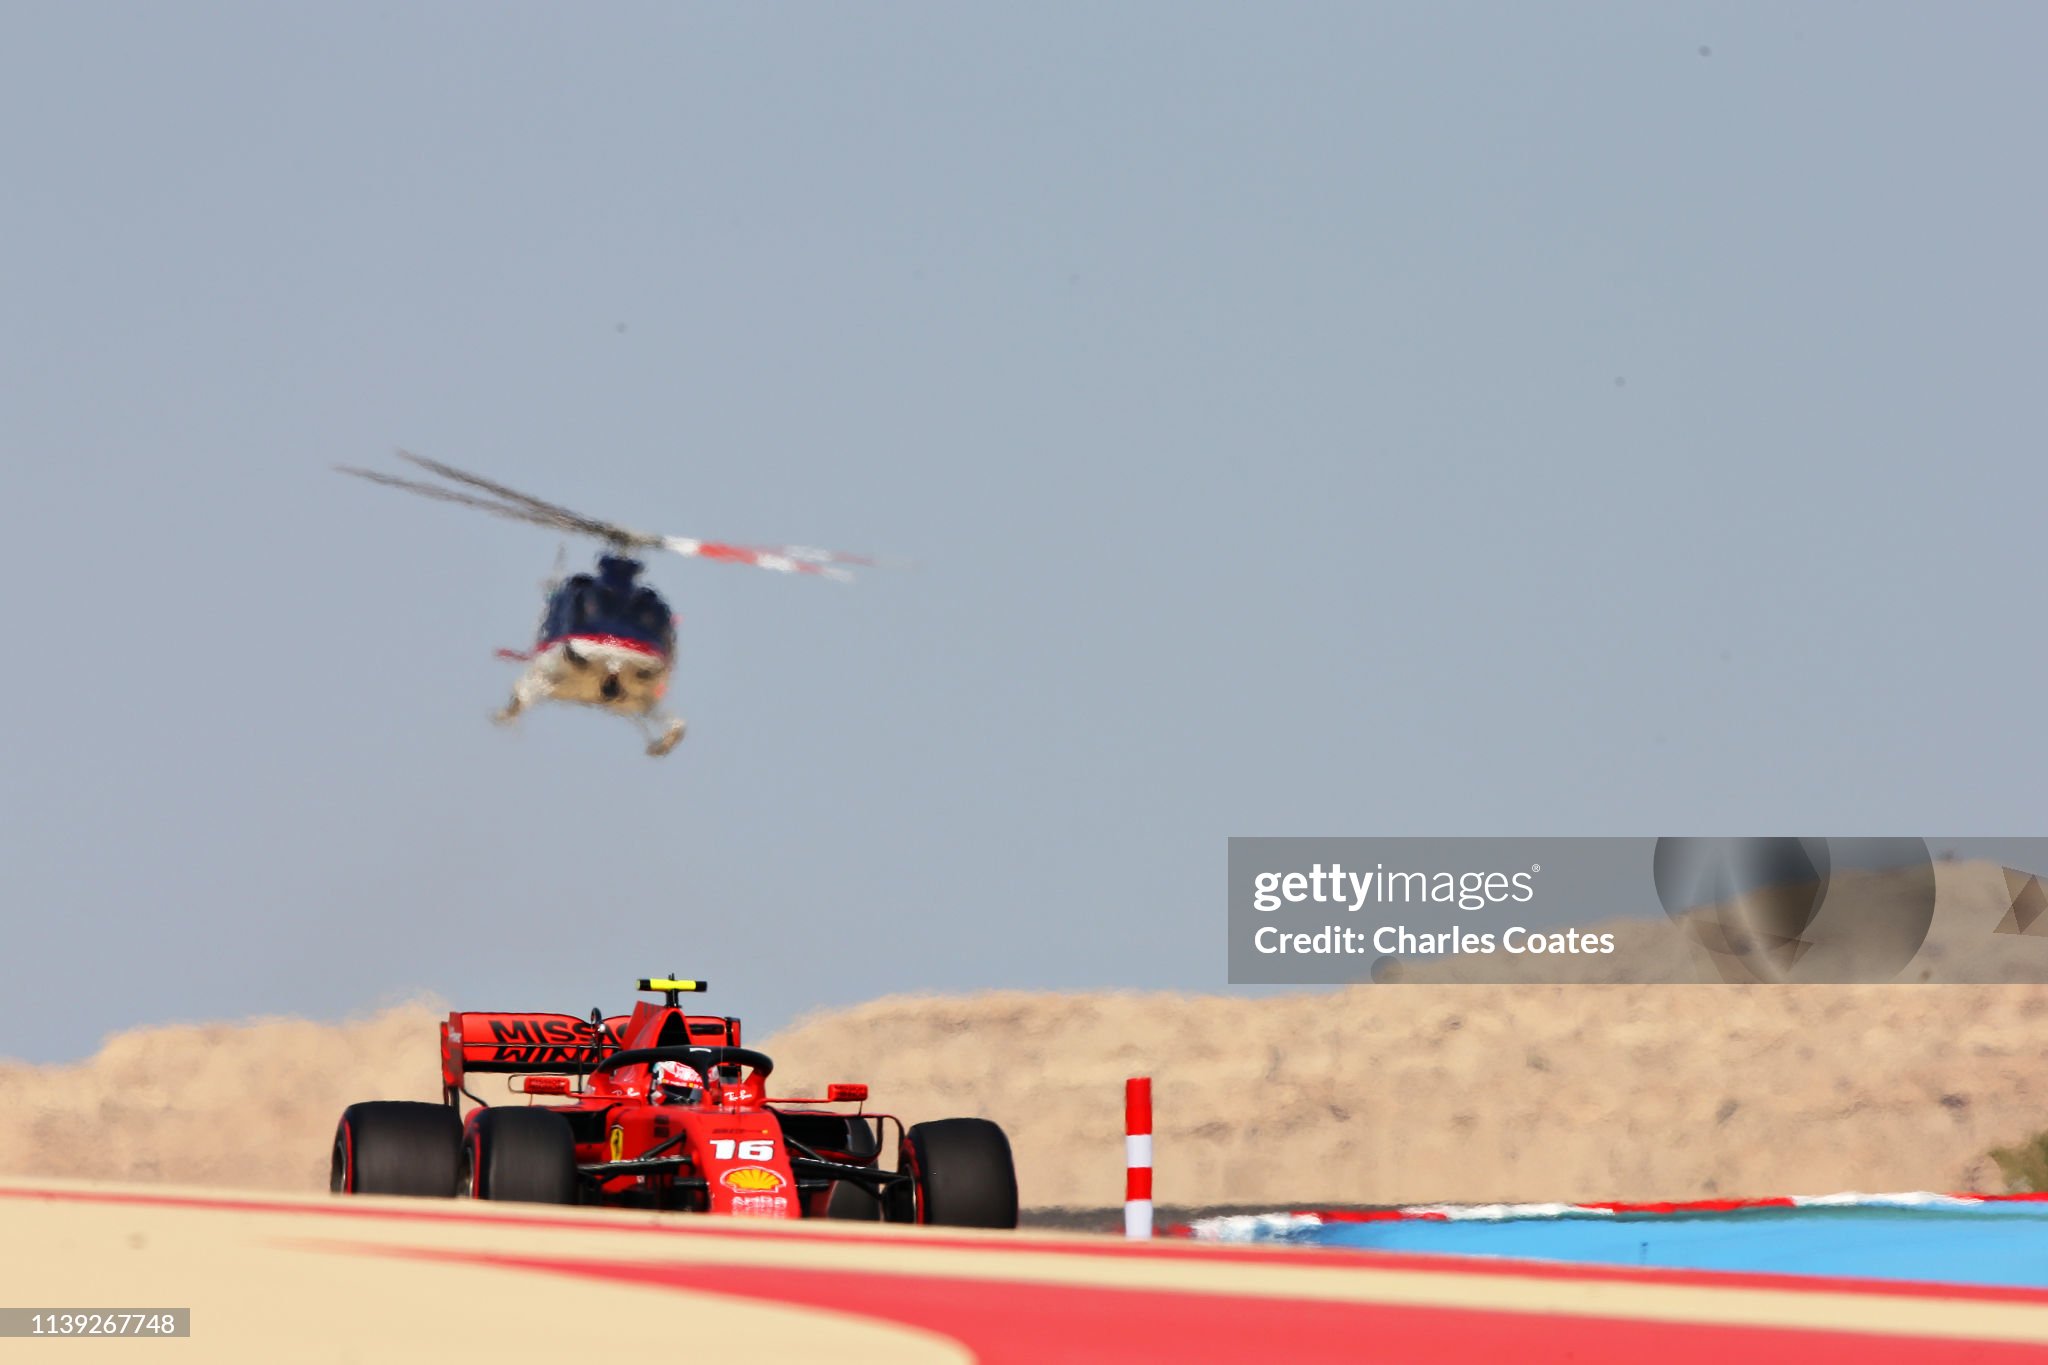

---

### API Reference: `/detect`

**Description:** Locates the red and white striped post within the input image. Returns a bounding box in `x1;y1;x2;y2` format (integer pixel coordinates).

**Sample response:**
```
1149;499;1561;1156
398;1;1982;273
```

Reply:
1125;1076;1153;1239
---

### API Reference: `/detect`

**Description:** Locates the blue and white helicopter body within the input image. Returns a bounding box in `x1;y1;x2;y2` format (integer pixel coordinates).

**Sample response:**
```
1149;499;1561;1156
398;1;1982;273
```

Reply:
338;451;874;757
495;553;686;754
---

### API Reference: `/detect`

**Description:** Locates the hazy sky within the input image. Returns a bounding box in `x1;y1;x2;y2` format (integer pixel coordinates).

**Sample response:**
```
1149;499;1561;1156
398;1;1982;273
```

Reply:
3;5;2043;1062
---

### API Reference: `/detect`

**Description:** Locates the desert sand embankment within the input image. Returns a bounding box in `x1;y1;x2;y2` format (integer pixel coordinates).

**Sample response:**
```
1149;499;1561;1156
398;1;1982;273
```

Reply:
5;982;2047;1209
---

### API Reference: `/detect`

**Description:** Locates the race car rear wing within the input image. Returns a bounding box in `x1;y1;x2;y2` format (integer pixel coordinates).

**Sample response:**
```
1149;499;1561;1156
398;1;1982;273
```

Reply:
441;1008;744;1099
443;1012;623;1082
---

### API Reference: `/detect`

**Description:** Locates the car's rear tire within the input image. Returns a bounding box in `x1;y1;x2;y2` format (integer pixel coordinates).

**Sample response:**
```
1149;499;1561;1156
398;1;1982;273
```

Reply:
468;1108;579;1205
332;1101;462;1197
898;1118;1018;1229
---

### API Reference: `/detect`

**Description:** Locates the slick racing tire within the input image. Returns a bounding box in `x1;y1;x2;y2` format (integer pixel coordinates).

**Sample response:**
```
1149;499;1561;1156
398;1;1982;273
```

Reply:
896;1118;1018;1229
332;1101;463;1197
787;1115;881;1219
824;1179;882;1221
467;1107;579;1205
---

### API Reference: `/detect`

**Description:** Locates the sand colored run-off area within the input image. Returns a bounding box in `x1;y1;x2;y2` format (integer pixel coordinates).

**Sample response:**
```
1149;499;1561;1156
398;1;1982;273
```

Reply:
4;977;2048;1210
9;1179;2048;1362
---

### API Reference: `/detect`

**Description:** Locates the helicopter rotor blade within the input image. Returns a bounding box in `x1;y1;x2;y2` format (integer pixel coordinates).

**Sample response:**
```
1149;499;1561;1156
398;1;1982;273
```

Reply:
394;450;650;547
333;466;587;536
737;545;913;572
658;536;856;582
343;451;888;580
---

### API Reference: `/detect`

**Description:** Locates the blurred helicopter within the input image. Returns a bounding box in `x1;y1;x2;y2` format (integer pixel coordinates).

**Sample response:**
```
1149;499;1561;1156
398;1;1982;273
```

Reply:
337;450;882;757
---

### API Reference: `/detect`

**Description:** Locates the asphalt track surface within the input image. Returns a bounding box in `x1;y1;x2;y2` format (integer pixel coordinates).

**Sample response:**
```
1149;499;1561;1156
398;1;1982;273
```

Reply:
8;1181;2048;1362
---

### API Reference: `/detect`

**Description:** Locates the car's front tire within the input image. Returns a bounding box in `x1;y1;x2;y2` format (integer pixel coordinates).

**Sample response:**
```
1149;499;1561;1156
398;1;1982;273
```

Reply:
467;1108;579;1205
824;1179;882;1220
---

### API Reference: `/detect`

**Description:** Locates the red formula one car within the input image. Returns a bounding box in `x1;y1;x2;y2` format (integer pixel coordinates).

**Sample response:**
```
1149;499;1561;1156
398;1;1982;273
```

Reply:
330;979;1018;1227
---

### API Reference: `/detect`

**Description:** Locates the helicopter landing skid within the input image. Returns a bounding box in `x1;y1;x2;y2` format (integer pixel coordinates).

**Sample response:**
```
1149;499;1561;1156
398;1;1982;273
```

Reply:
494;673;552;726
642;715;687;758
491;656;681;757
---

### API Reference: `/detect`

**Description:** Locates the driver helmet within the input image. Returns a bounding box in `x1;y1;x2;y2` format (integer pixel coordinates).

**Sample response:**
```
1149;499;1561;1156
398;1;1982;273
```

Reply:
648;1060;705;1106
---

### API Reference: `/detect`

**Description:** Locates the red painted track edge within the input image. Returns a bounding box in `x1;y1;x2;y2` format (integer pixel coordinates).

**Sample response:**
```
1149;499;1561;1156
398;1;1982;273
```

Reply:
11;1182;2048;1307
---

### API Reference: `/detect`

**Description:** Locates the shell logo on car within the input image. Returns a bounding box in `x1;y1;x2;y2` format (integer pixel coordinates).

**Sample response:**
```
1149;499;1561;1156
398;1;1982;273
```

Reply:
720;1166;785;1194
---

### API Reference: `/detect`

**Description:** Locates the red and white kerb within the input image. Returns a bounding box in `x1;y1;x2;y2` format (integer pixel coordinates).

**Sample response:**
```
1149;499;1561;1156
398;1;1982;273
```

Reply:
1125;1077;1153;1239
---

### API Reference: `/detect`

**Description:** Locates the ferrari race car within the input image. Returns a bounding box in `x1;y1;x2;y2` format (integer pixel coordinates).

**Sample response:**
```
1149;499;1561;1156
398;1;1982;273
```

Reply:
330;979;1018;1228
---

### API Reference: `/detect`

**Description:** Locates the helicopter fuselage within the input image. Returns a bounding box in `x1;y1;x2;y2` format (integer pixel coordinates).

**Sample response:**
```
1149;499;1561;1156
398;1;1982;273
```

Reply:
526;555;675;713
523;635;670;713
495;555;687;751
